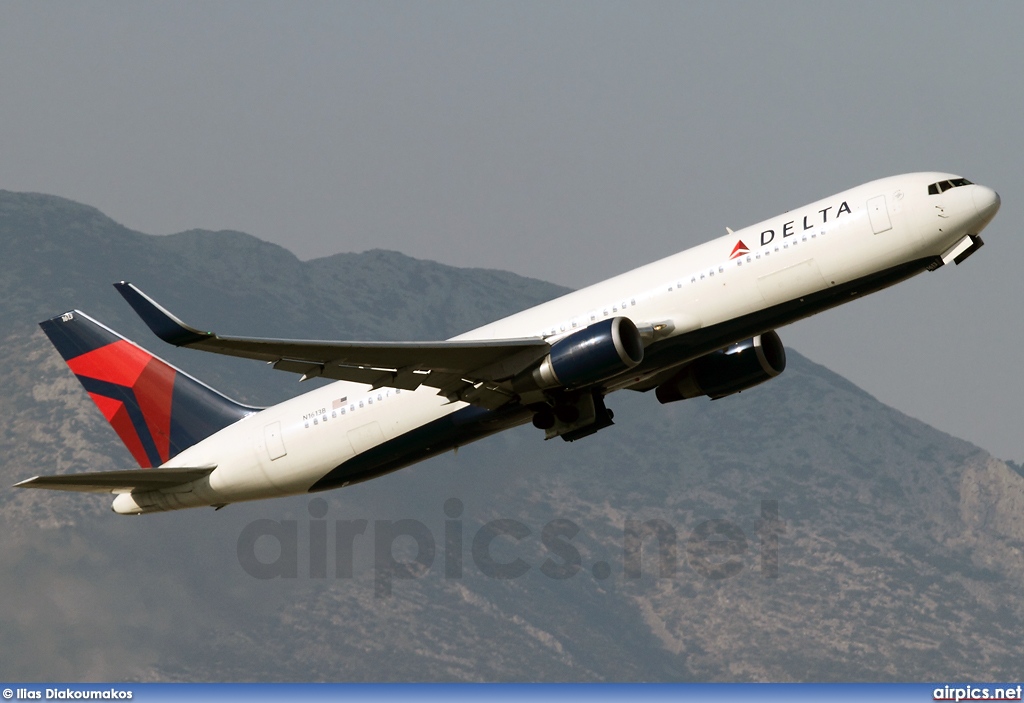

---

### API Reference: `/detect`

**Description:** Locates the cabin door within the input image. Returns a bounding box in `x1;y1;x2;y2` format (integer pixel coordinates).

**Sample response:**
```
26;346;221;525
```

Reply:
264;422;287;461
867;195;892;234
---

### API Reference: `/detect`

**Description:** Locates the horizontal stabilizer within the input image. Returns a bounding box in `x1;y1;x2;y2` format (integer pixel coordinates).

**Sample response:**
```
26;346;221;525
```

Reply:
14;467;215;494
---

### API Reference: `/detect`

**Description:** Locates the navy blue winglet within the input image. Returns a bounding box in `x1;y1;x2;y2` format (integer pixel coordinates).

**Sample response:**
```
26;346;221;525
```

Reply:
113;282;212;347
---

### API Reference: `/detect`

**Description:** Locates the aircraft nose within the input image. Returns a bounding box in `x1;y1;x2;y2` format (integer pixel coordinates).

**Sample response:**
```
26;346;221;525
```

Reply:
972;184;1001;225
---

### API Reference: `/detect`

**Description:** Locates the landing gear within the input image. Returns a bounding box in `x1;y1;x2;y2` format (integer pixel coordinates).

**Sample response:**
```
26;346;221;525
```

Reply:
529;391;615;442
531;407;555;430
554;404;581;424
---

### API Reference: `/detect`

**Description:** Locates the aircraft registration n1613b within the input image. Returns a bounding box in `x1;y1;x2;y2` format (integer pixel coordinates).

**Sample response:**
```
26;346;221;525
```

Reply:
17;173;1001;514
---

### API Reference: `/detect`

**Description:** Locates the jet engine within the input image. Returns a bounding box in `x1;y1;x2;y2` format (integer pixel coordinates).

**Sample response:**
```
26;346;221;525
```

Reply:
655;331;786;403
518;317;644;392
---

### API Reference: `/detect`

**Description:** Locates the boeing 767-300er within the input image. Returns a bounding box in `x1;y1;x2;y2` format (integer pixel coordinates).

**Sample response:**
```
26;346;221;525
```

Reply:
16;173;1001;514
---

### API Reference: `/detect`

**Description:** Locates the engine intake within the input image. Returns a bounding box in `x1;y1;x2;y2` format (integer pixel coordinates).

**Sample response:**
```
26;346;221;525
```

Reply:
522;317;644;391
656;331;786;403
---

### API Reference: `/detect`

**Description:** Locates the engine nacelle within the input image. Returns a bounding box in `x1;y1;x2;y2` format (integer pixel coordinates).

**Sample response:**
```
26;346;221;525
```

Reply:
655;331;786;403
520;317;644;391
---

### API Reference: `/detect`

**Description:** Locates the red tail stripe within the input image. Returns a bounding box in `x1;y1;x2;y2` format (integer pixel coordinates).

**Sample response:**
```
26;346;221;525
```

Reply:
94;396;153;468
134;358;176;463
68;340;152;387
87;392;125;423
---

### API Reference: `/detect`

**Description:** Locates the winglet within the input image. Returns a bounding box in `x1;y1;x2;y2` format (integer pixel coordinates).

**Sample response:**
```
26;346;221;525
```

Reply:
113;282;212;347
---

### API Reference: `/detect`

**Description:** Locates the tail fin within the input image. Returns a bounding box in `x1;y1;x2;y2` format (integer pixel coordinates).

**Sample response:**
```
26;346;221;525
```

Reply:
40;310;260;468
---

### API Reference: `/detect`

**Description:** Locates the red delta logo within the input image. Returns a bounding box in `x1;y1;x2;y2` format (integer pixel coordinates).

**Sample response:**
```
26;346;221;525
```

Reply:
66;340;176;468
729;240;749;260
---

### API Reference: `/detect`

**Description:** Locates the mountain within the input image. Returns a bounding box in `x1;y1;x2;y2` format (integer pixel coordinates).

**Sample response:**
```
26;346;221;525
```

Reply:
1;190;1022;681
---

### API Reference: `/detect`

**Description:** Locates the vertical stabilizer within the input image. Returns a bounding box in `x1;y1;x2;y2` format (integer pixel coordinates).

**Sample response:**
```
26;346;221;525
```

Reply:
40;311;260;468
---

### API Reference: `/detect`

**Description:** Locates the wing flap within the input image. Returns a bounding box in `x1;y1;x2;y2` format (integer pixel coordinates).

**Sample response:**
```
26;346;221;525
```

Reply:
14;467;216;494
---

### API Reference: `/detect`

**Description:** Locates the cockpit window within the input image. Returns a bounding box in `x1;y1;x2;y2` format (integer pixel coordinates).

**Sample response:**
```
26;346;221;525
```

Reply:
928;177;973;195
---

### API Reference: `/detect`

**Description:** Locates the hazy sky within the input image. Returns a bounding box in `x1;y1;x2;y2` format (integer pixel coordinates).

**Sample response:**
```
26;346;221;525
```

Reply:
1;1;1021;461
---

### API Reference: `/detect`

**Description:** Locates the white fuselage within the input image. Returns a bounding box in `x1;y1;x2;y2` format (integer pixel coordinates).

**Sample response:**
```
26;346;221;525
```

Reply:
112;172;999;514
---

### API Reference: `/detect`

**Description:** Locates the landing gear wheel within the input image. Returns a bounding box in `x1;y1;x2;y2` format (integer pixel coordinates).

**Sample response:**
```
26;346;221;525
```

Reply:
554;404;580;424
532;408;556;430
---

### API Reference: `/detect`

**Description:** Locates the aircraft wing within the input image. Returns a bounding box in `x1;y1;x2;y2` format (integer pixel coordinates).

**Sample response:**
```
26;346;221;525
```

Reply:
14;467;216;494
114;282;551;408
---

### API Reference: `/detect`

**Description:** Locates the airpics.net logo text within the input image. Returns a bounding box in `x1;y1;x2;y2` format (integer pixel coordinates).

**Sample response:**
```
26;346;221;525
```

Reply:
236;498;785;596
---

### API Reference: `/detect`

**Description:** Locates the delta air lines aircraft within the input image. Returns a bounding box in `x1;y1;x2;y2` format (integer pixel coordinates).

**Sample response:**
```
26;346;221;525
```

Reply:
16;173;1001;514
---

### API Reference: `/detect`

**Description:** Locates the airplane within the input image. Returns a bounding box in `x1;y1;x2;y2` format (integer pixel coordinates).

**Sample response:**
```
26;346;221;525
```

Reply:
16;173;1000;514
